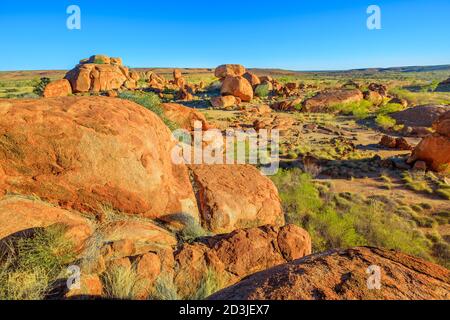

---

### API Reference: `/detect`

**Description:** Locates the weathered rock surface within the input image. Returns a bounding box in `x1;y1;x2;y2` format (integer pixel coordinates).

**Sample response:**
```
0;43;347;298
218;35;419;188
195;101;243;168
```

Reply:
243;72;261;88
0;97;199;222
409;135;450;172
208;247;450;300
433;110;450;137
174;224;311;298
43;79;72;98
302;89;363;112
161;103;210;131
210;95;240;108
214;64;246;79
221;76;254;102
408;111;450;172
65;55;138;93
189;164;284;233
0;196;92;249
391;105;449;128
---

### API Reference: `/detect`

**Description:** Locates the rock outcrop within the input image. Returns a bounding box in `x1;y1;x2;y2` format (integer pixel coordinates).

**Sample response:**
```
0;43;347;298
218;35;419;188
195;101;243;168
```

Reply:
221;76;254;102
391;105;449;128
189;164;284;234
302;89;363;112
0;196;92;249
64;55;139;93
208;247;450;300
0;97;199;223
174;224;311;298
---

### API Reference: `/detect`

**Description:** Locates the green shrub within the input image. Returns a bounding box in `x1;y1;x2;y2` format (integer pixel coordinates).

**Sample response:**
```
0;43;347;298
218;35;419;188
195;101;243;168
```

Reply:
377;103;405;115
271;168;433;260
254;83;271;98
32;77;51;97
375;114;397;130
119;91;178;131
331;100;373;119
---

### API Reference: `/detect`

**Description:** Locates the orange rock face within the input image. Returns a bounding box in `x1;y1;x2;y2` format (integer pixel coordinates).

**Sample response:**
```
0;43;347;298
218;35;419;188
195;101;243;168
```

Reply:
161;103;210;131
243;72;261;88
221;76;254;102
409;111;450;172
409;135;450;172
433;110;450;137
303;89;363;112
43;79;72;98
214;64;246;79
209;247;450;300
0;97;199;222
189;164;284;233
210;95;240;108
64;55;138;93
0;196;92;249
174;224;311;298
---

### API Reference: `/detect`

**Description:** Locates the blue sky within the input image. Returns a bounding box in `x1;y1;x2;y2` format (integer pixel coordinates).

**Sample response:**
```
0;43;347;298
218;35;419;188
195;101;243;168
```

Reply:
0;0;449;71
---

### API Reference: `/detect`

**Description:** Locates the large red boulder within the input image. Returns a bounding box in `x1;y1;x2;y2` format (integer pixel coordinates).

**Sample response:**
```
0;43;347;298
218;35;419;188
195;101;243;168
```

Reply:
209;247;450;300
43;79;72;98
0;97;199;223
408;111;450;172
189;164;284;233
221;76;254;102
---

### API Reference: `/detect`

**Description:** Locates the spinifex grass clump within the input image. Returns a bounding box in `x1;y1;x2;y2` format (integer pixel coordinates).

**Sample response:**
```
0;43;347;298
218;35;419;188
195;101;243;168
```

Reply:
0;224;76;300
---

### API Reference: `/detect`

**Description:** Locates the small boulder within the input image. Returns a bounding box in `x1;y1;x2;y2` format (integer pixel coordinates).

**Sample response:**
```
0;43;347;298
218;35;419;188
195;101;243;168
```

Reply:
210;95;240;108
43;79;72;98
161;103;210;131
243;72;261;88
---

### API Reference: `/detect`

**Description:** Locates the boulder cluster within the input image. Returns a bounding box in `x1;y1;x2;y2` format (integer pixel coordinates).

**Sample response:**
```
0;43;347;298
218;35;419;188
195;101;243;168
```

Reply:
210;64;314;108
43;55;140;98
0;96;310;298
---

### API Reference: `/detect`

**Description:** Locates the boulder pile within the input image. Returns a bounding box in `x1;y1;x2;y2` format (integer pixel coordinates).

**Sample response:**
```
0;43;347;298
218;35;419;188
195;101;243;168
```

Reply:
63;55;140;94
0;96;311;299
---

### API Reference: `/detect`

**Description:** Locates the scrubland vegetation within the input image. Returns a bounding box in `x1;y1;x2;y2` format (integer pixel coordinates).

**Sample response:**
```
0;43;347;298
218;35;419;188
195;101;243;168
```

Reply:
271;169;450;268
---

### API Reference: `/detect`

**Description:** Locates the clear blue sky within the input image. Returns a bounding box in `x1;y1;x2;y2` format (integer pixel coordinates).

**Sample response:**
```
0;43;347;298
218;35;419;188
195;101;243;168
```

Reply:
0;0;449;71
